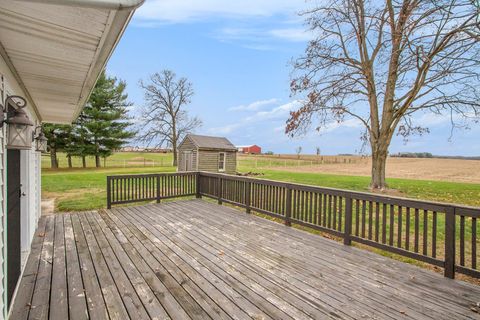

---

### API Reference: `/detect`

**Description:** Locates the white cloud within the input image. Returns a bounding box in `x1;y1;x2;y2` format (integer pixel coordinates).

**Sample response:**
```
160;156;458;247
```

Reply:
229;98;279;111
247;100;300;121
320;118;363;133
268;28;313;42
135;0;307;23
214;27;313;46
207;123;243;135
209;100;300;135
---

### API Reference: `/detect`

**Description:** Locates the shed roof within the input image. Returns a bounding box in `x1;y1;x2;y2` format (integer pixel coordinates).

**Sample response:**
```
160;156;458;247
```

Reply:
186;134;237;151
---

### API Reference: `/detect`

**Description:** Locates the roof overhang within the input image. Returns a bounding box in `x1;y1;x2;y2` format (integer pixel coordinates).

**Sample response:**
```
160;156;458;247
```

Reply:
0;0;143;124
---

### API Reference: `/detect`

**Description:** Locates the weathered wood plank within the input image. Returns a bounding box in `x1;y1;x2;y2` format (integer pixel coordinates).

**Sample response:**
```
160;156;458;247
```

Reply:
113;207;269;319
28;216;55;320
70;213;112;319
63;214;89;320
77;212;152;319
9;217;47;320
50;214;68;320
85;212;177;319
101;212;225;319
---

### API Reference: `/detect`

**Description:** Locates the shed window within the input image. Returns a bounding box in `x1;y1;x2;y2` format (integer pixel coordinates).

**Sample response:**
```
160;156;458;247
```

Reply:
218;152;226;172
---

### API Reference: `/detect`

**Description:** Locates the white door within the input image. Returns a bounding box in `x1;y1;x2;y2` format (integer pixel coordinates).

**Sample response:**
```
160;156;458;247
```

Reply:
184;151;193;171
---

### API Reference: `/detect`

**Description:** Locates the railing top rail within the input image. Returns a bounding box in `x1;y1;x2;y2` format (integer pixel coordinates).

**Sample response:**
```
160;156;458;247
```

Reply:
197;171;480;215
107;171;197;179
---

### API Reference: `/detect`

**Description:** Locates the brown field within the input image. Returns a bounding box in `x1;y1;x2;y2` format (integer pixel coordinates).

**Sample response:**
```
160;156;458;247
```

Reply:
238;154;480;184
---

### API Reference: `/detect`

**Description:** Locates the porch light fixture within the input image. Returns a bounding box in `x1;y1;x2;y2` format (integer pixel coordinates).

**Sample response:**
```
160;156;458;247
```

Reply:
33;126;48;153
1;95;34;150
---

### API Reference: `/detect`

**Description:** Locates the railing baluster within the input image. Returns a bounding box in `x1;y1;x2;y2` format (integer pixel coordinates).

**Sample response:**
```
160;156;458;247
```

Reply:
432;211;437;258
472;217;477;270
444;207;455;279
389;205;394;246
397;206;403;248
285;186;292;226
107;177;112;209
355;199;360;236
460;215;465;266
344;196;353;245
382;203;387;244
423;209;428;256
368;201;373;240
361;200;366;238
375;202;379;242
338;196;343;231
333;195;337;229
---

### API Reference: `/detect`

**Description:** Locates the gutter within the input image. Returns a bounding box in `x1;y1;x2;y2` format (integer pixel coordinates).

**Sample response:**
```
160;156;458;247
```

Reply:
15;0;144;10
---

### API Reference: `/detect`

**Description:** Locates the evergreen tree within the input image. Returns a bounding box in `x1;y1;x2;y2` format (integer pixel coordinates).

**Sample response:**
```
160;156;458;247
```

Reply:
43;123;71;169
78;71;135;167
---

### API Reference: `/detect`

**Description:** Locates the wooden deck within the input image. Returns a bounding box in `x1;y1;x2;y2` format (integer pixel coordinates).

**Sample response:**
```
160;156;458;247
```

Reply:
10;199;480;319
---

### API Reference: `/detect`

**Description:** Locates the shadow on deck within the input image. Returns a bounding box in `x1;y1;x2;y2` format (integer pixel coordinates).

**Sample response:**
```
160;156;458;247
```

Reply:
10;199;480;319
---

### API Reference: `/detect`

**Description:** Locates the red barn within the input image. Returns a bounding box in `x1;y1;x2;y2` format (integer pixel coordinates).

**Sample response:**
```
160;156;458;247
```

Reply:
237;145;262;154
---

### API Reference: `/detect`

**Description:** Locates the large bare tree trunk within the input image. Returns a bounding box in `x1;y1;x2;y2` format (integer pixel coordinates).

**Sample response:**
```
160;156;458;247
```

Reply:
370;138;389;189
82;156;86;168
50;148;58;169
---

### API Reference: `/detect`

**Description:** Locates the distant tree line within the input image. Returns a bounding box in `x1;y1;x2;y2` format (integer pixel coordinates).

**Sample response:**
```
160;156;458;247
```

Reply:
391;152;434;159
45;72;134;168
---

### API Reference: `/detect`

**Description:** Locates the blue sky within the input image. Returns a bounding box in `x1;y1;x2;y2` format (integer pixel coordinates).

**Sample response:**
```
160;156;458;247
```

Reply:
106;0;480;156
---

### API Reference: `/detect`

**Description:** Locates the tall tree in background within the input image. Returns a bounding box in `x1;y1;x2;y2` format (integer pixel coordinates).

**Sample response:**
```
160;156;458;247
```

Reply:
138;70;202;166
78;71;135;167
43;124;71;169
287;0;480;189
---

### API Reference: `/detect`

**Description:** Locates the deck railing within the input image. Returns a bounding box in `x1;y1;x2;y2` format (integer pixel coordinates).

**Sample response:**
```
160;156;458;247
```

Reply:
107;171;479;279
106;172;198;207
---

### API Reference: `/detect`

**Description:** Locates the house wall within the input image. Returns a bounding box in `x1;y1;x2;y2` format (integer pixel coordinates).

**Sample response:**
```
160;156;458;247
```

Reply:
177;137;198;171
198;150;237;174
1;55;41;319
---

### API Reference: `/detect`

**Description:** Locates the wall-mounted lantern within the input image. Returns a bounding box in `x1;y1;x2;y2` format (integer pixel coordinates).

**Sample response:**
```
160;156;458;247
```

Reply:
1;95;34;150
33;126;48;153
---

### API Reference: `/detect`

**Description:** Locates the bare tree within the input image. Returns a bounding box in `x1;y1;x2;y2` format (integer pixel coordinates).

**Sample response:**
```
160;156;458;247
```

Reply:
296;146;303;159
287;0;480;189
138;70;202;166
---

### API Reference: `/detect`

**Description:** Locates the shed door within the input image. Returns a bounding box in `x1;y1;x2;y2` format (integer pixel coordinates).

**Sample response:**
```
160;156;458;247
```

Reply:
184;151;193;171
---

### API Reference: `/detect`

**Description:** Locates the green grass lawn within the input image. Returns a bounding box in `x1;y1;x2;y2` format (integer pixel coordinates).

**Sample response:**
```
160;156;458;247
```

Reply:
43;163;480;212
42;152;174;169
42;166;176;211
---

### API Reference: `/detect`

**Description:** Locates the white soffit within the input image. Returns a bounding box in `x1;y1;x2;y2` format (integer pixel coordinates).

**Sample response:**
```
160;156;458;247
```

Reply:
0;0;143;124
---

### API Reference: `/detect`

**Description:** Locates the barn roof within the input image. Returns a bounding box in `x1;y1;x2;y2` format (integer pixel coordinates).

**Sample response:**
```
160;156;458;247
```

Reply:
187;134;237;151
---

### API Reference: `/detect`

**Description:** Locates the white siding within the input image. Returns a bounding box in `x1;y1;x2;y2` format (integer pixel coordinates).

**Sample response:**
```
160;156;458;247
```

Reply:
1;57;42;319
0;73;7;320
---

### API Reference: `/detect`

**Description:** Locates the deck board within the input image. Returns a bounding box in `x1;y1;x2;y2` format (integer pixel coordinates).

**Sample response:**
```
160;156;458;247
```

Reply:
10;199;480;319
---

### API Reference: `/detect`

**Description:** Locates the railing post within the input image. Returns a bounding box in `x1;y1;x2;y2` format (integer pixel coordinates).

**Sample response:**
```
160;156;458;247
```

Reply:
217;177;223;205
156;175;161;203
245;181;251;213
285;186;292;226
106;176;112;209
444;206;456;279
343;196;353;245
196;172;202;198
